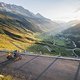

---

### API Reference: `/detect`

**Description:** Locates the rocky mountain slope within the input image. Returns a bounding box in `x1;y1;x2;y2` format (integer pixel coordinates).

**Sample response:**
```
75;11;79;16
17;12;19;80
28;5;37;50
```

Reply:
0;2;61;51
0;11;37;51
0;2;61;32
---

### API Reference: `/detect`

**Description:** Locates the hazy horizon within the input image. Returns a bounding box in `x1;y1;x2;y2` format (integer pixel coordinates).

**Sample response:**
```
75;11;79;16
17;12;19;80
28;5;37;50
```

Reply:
1;0;80;22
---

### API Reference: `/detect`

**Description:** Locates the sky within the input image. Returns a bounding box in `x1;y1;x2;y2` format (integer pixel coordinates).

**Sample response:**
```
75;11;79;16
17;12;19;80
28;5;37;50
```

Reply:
0;0;80;22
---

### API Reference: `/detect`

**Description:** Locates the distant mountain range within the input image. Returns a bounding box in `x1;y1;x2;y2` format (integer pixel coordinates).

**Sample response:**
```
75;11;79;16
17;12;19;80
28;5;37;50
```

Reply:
63;23;80;35
0;2;79;33
0;2;61;33
62;23;80;48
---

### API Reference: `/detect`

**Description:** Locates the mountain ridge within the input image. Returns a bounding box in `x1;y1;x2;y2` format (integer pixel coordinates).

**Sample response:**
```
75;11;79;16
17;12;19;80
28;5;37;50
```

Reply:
0;2;61;33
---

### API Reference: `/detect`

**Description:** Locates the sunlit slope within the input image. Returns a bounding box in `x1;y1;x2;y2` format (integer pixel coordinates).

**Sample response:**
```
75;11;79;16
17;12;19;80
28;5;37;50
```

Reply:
63;23;80;48
0;13;37;51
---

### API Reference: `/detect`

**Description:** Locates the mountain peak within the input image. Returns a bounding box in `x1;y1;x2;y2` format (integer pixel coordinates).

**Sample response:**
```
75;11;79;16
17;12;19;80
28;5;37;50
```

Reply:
36;13;45;18
0;2;35;18
0;2;6;7
0;2;49;19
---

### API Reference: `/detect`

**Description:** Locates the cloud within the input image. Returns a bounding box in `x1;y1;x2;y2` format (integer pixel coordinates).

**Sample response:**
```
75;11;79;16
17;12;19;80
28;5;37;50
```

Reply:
75;8;80;12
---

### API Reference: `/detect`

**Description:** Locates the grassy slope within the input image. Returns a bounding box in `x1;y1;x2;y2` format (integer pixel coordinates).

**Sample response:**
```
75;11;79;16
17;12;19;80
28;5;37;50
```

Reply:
0;11;73;56
0;13;37;51
27;34;74;57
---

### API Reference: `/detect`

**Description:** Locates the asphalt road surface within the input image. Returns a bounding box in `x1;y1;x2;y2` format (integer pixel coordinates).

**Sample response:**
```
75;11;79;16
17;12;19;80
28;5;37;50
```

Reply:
0;52;80;80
